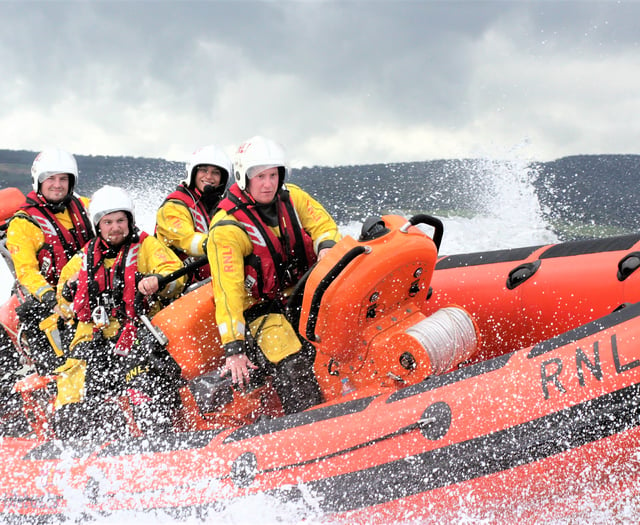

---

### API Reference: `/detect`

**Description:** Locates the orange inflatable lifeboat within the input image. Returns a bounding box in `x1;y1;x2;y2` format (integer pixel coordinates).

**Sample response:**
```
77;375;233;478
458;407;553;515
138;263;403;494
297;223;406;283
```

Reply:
1;207;640;523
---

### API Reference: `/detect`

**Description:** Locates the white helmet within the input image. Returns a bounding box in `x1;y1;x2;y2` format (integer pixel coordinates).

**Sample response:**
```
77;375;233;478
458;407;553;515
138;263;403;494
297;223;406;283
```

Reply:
233;136;288;191
183;145;232;189
31;148;78;193
89;185;135;231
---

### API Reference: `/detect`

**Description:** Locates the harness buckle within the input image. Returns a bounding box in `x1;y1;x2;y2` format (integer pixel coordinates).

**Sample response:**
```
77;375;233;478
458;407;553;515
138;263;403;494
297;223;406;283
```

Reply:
91;305;109;328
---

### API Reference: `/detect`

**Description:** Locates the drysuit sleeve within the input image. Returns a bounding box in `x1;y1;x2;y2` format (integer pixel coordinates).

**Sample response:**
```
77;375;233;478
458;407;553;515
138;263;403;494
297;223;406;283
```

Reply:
207;211;254;346
156;200;208;257
5;214;53;300
138;235;187;299
287;184;342;253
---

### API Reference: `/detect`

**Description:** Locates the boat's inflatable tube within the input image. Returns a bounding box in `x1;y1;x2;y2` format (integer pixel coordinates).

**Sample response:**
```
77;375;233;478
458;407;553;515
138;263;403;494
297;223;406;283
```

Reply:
425;234;640;363
2;301;640;522
0;294;20;348
152;282;222;382
0;187;25;227
0;188;24;350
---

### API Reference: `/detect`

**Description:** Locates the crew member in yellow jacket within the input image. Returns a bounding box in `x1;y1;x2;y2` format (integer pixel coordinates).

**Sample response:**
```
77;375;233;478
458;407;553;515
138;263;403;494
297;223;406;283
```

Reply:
6;148;92;375
155;144;232;285
207;136;341;414
53;185;186;441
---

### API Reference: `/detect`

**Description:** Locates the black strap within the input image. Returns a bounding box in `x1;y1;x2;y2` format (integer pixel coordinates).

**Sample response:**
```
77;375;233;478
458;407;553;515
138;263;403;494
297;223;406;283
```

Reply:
279;189;310;280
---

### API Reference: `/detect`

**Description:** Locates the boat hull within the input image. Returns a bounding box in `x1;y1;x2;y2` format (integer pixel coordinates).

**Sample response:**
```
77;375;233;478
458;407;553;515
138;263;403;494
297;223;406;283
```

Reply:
2;302;640;520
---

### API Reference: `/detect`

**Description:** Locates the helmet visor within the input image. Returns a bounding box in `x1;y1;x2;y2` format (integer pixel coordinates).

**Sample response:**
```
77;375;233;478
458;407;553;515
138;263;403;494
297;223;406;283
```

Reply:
246;164;282;180
38;171;74;184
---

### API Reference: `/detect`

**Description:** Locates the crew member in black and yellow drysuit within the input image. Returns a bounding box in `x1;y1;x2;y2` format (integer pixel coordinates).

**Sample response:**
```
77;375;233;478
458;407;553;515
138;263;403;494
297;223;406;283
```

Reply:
155;144;232;286
6;148;92;375
53;185;186;441
207;136;341;414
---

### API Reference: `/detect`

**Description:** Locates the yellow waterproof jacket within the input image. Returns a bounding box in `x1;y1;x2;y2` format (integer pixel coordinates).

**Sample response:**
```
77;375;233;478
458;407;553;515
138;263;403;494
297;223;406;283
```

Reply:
6;196;90;301
156;199;208;258
61;233;186;350
207;184;341;349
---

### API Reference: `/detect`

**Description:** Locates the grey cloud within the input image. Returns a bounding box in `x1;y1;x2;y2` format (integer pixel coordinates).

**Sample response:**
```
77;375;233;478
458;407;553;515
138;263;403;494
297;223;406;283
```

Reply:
1;1;639;165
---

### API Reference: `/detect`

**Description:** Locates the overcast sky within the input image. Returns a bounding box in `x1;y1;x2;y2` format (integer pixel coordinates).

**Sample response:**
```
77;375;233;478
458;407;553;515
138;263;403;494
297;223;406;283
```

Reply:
1;0;639;167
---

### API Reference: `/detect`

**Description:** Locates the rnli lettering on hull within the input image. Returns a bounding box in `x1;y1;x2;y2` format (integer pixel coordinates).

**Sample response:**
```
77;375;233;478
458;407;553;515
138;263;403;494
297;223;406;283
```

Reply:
529;302;640;400
540;333;640;400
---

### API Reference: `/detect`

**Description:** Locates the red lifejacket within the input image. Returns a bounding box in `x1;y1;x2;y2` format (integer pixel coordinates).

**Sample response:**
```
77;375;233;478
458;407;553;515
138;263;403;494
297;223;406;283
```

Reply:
215;184;317;301
74;231;148;355
158;184;211;282
161;185;212;234
19;192;93;285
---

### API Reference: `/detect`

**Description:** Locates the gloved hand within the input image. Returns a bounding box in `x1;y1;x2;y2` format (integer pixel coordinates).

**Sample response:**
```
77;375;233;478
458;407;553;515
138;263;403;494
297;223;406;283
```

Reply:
201;236;209;255
61;280;78;302
40;290;57;311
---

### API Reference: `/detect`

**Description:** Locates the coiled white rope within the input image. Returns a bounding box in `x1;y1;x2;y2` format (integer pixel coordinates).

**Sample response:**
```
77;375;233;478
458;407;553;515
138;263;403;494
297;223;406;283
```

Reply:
405;306;478;375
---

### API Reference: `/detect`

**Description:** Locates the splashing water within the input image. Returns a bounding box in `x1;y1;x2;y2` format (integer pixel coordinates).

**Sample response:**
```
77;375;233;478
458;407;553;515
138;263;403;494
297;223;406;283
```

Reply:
431;153;558;255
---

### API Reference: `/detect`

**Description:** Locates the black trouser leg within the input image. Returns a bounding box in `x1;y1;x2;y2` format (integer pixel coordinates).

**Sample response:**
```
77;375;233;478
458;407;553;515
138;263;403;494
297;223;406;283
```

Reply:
16;299;65;375
124;330;184;434
23;326;65;376
272;346;323;415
